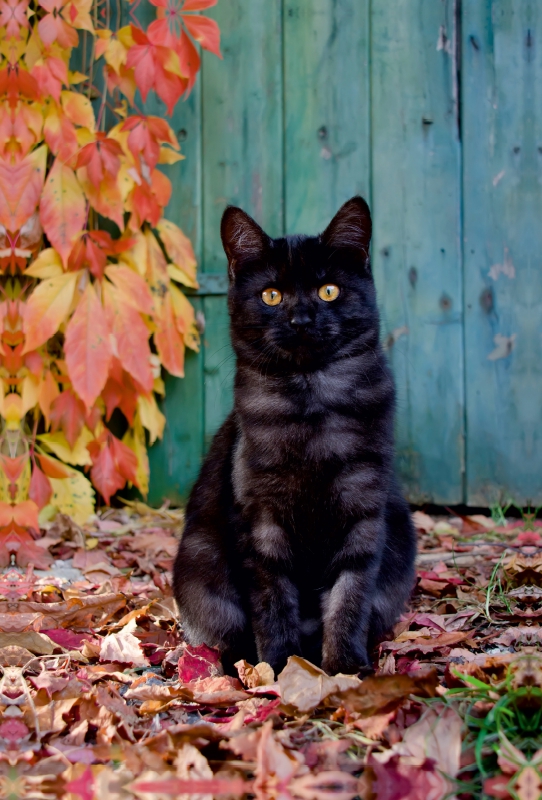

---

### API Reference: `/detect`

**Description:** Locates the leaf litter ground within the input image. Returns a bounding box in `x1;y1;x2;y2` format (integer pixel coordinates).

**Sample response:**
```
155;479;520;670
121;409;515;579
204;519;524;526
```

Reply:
1;506;542;800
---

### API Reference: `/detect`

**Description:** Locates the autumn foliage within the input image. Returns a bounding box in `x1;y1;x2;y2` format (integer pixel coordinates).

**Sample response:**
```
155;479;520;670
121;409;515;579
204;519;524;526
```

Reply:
0;0;221;526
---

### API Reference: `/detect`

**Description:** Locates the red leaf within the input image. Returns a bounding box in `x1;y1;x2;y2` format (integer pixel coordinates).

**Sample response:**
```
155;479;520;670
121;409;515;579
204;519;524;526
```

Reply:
89;436;125;504
64;281;112;412
64;767;95;800
182;12;221;57
181;0;218;9
154;292;185;376
49;389;86;448
178;643;222;683
103;283;153;393
28;463;53;509
89;433;138;504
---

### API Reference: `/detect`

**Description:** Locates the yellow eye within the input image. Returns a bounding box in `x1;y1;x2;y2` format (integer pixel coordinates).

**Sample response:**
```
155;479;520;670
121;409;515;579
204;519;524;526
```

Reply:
318;284;340;302
262;288;282;306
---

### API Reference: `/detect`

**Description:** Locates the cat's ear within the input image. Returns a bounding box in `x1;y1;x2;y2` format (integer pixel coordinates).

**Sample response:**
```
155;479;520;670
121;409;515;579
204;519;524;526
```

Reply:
321;196;372;263
221;206;270;279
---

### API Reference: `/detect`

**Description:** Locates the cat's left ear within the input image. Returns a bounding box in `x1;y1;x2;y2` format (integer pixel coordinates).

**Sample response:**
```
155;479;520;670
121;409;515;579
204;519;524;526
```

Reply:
221;206;271;280
321;196;372;265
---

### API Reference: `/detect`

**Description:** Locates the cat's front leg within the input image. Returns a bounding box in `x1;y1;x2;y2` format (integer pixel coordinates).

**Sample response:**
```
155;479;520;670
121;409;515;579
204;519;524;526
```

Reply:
321;519;384;675
248;559;301;673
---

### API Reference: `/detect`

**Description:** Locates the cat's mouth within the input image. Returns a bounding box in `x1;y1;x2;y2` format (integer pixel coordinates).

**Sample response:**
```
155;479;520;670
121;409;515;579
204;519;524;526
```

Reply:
271;329;331;362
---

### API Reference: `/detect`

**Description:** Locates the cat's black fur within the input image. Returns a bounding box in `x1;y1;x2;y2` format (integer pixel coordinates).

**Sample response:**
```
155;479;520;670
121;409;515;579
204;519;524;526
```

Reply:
173;197;416;676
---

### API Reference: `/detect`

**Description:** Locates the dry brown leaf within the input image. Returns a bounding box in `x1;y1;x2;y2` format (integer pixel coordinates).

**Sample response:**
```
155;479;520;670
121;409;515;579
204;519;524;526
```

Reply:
278;656;360;712
236;659;275;688
99;618;150;667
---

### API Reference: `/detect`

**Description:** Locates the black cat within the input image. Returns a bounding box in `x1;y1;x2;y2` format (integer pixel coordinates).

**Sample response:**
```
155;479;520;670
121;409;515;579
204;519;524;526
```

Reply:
173;197;416;676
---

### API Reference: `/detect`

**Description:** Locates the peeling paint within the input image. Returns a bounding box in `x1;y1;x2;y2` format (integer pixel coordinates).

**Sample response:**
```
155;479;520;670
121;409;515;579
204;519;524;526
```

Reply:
385;325;409;350
492;169;506;186
487;333;516;361
436;25;453;54
488;248;515;280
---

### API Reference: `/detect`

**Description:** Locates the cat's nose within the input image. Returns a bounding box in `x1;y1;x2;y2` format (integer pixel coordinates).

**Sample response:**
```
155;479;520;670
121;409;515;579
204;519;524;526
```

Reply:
290;311;312;330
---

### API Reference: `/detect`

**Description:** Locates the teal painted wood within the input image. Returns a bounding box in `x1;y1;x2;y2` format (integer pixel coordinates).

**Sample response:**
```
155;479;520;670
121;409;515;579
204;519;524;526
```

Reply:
148;301;204;505
203;295;234;448
462;1;542;505
283;0;370;235
202;0;284;267
148;77;205;504
199;0;284;448
370;0;464;503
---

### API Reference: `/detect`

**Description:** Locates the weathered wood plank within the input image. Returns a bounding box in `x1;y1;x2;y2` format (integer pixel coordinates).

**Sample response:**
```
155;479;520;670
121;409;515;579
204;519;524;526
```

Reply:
147;78;205;503
202;0;284;267
371;0;464;503
283;0;370;234
200;0;283;448
203;295;234;447
462;0;541;505
148;301;205;505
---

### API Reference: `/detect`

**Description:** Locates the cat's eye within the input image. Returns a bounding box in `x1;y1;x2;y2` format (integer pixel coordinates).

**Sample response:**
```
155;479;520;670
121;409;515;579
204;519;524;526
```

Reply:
318;284;340;302
262;288;282;306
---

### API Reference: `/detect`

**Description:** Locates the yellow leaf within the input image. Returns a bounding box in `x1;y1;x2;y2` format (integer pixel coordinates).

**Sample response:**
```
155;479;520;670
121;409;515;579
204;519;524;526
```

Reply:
38;428;93;466
169;283;199;351
22;271;79;353
76;127;95;148
49;470;95;525
137;395;165;445
161;47;184;78
61;91;95;132
158;145;185;165
145;229;170;312
117;25;135;48
64;0;94;32
68;71;88;84
157;219;198;288
3;393;23;426
25;248;64;279
20;375;39;416
104;37;128;76
120;230;147;277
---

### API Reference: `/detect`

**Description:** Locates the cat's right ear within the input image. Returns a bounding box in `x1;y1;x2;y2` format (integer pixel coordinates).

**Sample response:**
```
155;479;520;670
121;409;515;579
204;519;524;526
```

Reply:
221;207;270;280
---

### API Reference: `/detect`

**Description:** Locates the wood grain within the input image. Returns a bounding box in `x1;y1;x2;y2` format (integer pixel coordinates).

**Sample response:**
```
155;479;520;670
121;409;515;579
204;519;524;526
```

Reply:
371;0;464;503
283;0;370;235
462;0;541;505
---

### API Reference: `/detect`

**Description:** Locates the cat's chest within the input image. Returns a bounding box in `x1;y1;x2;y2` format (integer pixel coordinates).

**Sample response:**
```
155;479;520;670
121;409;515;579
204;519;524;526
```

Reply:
236;369;364;467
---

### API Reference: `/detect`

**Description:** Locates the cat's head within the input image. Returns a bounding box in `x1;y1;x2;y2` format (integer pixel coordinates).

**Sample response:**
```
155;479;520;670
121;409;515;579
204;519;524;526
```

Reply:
221;197;379;370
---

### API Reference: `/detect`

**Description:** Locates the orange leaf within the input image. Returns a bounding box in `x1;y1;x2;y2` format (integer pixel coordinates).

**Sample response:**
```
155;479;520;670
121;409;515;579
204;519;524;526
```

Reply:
0;500;39;529
103;283;153;393
40;159;86;267
43;103;78;161
157;218;198;288
38;369;60;425
49;389;86;448
22;271;79;354
0;145;47;231
36;452;72;479
61;90;95;130
154;292;185;377
29;463;53;509
104;264;153;315
64;281;112;411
